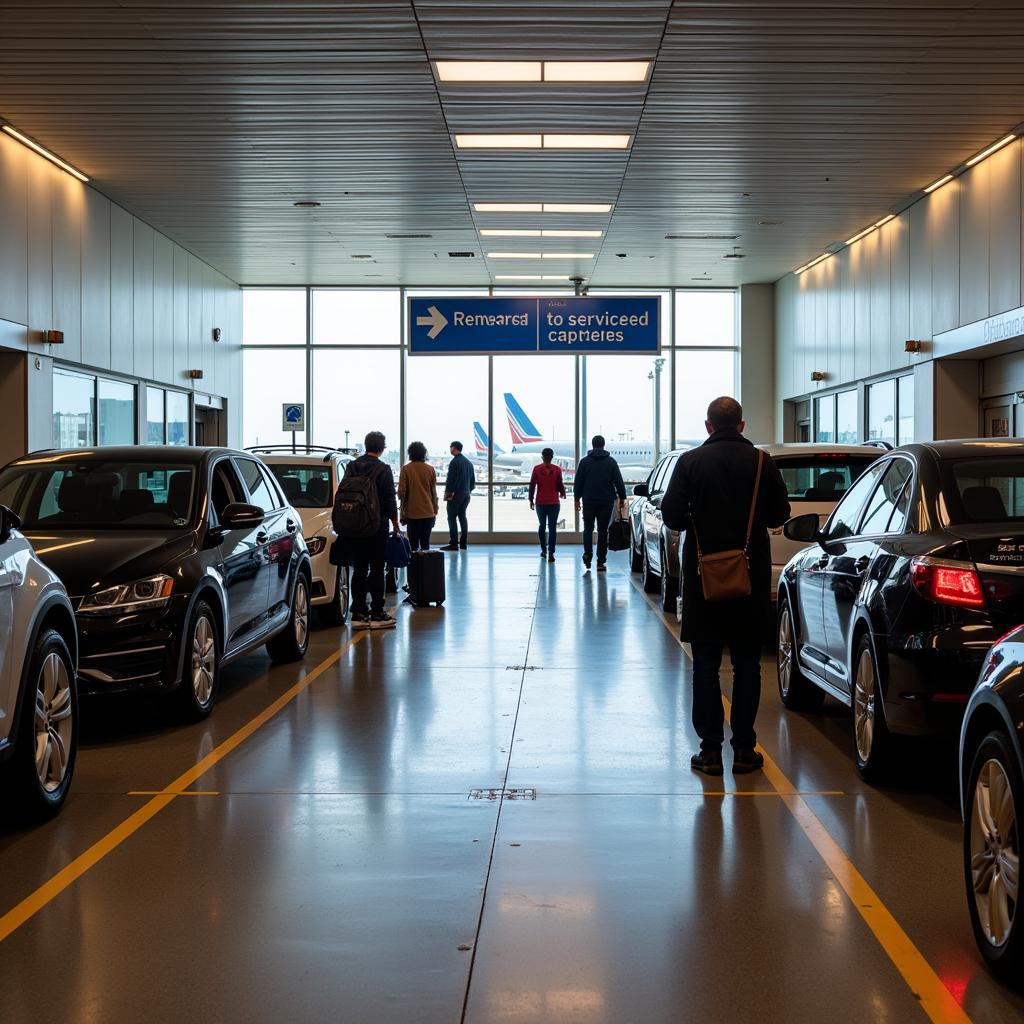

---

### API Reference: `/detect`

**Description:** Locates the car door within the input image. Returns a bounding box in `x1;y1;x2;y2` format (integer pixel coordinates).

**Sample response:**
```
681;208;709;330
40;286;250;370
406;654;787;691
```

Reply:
644;456;675;571
210;458;269;647
821;458;912;691
0;534;14;740
235;457;295;619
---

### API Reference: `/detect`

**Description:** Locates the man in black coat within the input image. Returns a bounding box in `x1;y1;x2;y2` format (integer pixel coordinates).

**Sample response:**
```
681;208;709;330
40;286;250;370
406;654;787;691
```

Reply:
573;435;627;571
661;397;790;776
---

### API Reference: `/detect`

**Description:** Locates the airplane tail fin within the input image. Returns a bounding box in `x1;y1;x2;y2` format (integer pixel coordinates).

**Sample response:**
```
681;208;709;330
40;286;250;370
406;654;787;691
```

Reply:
473;421;503;455
504;392;544;445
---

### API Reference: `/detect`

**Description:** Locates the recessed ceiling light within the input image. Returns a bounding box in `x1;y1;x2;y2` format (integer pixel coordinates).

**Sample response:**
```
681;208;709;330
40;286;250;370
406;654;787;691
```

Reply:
874;214;894;227
473;202;613;214
924;173;954;194
966;133;1015;167
488;252;543;259
542;252;594;260
1;124;89;182
455;134;629;150
795;253;832;275
456;134;542;149
845;225;877;246
543;61;650;83
541;229;603;238
542;203;613;214
542;134;631;149
494;274;572;281
294;200;321;208
758;220;783;226
480;229;542;237
436;61;541;82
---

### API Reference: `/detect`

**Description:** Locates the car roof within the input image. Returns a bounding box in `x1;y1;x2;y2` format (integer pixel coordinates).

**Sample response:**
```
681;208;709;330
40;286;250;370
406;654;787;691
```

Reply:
905;439;1024;459
256;452;348;466
7;445;237;467
758;443;881;456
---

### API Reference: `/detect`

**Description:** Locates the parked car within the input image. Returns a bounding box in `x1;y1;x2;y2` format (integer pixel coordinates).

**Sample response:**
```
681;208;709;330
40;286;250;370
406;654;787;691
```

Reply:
0;447;313;720
777;439;1024;780
630;443;882;615
0;505;78;818
960;627;1024;983
250;446;352;625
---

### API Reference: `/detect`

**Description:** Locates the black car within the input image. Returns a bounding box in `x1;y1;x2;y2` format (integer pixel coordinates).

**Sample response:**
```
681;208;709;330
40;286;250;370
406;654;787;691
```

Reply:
0;447;313;719
630;448;687;612
777;440;1024;780
960;626;1024;983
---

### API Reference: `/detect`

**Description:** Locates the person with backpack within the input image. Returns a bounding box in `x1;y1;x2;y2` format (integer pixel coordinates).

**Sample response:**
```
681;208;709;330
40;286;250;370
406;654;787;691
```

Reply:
332;430;400;629
441;440;476;551
573;435;627;572
529;448;566;562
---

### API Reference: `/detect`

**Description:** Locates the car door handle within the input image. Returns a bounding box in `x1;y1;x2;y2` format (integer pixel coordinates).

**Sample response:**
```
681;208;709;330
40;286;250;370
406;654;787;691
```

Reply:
286;519;298;534
854;555;870;574
256;531;269;545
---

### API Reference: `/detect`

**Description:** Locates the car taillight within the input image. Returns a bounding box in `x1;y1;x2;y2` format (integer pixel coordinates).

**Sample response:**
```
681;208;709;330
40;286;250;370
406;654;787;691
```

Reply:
910;556;985;608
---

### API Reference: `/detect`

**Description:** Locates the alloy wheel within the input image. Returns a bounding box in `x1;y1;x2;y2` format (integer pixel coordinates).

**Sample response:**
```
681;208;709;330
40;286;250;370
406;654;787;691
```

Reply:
853;646;876;763
294;579;309;648
34;651;73;793
191;615;216;707
337;568;350;622
970;758;1020;947
778;606;793;699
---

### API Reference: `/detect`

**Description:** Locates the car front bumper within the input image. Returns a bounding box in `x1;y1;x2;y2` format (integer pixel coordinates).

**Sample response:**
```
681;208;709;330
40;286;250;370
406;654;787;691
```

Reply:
308;545;336;606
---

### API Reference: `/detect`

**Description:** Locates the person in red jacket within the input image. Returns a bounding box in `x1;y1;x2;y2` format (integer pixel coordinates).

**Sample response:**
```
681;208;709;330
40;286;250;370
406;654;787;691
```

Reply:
529;448;567;562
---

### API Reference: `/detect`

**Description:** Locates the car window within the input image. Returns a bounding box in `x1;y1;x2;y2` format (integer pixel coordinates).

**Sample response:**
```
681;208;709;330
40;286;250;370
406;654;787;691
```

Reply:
886;474;914;534
653;455;677;495
859;458;914;535
824;462;887;540
944;457;1024;523
211;460;244;522
236;458;278;512
266;463;333;508
773;454;880;502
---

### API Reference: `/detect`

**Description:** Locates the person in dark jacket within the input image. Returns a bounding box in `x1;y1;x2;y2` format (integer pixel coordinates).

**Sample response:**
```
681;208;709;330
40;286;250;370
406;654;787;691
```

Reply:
336;430;400;629
661;397;790;776
442;440;476;551
573;435;627;571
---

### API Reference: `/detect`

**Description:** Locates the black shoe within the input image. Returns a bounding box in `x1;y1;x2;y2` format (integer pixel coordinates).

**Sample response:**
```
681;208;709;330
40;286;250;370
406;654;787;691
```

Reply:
440;544;459;551
459;544;467;550
690;751;724;777
368;612;397;630
350;611;370;629
582;555;592;570
732;749;764;774
540;548;547;558
596;562;607;572
548;554;555;563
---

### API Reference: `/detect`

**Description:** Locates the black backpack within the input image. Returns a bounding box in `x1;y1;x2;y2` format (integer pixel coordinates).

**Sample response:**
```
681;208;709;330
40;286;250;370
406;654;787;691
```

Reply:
332;461;383;539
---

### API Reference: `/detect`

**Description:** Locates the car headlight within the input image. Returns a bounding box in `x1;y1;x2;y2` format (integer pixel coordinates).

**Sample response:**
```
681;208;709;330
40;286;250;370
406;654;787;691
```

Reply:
79;574;175;614
306;536;327;556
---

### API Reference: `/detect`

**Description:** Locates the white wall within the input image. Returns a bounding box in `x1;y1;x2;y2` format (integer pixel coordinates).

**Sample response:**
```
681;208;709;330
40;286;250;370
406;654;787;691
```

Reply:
739;284;775;444
0;131;242;447
774;137;1024;437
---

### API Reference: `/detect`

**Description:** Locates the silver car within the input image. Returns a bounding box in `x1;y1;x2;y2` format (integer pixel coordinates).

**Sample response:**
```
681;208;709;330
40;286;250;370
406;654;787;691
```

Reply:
0;505;78;818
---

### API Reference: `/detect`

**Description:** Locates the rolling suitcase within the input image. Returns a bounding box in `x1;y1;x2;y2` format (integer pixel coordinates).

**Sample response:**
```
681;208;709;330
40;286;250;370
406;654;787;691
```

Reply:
407;550;445;607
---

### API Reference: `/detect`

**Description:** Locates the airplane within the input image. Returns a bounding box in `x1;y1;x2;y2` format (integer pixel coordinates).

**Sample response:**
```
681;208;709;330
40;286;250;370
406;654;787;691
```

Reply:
472;421;502;467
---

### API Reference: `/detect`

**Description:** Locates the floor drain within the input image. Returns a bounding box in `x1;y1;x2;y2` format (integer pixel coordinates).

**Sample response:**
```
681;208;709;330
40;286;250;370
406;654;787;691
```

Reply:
469;788;537;801
506;665;542;671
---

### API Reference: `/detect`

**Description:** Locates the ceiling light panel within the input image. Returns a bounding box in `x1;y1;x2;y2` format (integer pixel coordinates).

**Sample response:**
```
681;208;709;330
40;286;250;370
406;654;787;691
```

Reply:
455;134;629;150
966;133;1015;167
543;203;613;214
472;202;613;215
543;61;650;83
488;252;543;259
542;134;631;149
455;134;542;149
436;61;541;82
480;229;542;237
495;275;572;281
542;252;594;260
436;61;650;83
541;229;603;238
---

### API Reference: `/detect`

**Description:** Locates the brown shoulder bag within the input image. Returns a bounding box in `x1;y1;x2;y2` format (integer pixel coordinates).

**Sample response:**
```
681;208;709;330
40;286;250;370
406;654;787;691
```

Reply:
693;450;765;603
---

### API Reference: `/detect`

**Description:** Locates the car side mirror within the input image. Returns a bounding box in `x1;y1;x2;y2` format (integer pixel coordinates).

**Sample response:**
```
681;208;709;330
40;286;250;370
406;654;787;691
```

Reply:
0;505;21;544
220;502;265;531
784;512;823;544
633;483;649;497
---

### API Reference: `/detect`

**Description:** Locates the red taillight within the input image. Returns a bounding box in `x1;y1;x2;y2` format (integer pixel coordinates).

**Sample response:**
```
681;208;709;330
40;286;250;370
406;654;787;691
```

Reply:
910;557;985;608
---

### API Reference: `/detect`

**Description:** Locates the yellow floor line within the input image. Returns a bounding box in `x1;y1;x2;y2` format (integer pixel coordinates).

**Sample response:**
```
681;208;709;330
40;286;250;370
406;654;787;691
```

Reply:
633;580;973;1024
0;630;367;944
127;790;220;796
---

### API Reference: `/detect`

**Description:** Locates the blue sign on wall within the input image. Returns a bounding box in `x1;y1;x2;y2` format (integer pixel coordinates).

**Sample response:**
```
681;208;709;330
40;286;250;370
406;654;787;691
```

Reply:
408;296;660;355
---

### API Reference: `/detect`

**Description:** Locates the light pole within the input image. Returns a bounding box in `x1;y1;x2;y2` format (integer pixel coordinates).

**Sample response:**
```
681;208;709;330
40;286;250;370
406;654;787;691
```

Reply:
652;357;666;464
344;429;350;450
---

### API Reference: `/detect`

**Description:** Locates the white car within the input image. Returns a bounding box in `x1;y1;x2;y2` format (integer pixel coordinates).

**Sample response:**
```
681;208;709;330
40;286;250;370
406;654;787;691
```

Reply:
0;505;79;818
252;447;353;626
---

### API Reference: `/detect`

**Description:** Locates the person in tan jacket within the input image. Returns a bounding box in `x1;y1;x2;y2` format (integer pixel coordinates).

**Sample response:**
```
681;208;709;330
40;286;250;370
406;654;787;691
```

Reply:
397;441;439;550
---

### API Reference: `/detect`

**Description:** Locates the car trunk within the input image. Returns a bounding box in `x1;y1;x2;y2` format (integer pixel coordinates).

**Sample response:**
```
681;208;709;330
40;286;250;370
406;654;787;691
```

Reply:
947;523;1024;630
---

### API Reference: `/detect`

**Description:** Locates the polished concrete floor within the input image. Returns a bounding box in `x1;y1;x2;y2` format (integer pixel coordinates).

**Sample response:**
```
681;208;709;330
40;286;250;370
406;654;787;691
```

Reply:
1;547;1023;1023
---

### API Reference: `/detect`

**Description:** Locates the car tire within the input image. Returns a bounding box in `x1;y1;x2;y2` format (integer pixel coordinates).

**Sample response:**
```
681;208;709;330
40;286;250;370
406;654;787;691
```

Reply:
776;596;824;711
659;548;678;613
4;627;77;820
267;572;311;663
964;729;1024;984
630;530;643;574
851;633;893;782
177;600;219;721
318;565;350;627
641;545;659;594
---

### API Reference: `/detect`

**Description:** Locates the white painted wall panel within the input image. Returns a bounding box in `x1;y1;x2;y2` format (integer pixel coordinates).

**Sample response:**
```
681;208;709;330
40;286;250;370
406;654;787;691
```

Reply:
187;254;203;385
81;188;110;369
26;160;52;338
132;220;155;381
908;199;932;344
989;140;1021;316
931;181;960;335
153;234;174;383
850;242;871;381
839;255;855;385
172;244;189;384
0;134;28;326
868;228;890;375
959;161;990;327
109;204;134;375
51;174;83;363
890;215;910;370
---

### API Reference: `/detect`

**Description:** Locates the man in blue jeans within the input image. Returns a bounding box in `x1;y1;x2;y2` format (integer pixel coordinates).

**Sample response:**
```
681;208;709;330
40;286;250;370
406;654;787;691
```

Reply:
660;397;790;776
573;435;627;572
441;440;475;551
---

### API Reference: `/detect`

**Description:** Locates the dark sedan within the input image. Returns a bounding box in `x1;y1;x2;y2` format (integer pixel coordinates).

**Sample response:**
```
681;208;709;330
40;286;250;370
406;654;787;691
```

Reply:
0;447;313;719
960;627;1024;983
777;440;1024;780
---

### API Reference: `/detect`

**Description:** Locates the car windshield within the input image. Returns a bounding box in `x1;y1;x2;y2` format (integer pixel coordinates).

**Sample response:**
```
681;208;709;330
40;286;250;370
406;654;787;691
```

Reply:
0;460;197;529
265;463;334;508
773;455;880;502
945;458;1024;523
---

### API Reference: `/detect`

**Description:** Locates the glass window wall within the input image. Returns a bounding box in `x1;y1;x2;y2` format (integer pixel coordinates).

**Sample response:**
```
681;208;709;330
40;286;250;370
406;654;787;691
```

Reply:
313;289;401;346
53;370;95;448
97;378;136;445
815;394;836;444
674;350;736;446
867;379;897;447
897;374;914;445
836;390;858;444
242;289;307;346
146;387;165;444
242;350;305;448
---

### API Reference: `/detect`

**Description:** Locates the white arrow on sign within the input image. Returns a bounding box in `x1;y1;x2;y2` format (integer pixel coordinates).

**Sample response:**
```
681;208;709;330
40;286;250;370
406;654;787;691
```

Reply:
416;305;449;340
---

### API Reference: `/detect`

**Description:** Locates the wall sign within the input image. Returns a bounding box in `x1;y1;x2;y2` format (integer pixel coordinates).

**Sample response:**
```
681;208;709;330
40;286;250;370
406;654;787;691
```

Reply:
408;296;661;355
281;403;305;431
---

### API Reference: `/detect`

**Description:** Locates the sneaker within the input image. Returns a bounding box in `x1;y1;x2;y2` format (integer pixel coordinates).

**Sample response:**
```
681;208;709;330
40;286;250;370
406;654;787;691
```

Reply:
548;554;555;563
690;751;724;777
596;562;607;572
368;612;397;630
440;544;459;552
732;749;764;774
351;612;370;629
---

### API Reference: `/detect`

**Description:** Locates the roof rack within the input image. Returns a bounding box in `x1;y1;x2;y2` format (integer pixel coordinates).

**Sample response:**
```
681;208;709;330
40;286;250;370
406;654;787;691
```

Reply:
861;440;894;451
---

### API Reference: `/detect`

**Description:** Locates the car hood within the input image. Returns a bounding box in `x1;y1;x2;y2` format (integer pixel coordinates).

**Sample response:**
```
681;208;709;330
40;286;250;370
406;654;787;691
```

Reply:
298;507;334;537
22;530;197;598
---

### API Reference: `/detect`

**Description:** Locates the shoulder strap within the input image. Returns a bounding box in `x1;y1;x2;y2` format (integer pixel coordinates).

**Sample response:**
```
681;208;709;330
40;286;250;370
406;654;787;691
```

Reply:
743;450;766;551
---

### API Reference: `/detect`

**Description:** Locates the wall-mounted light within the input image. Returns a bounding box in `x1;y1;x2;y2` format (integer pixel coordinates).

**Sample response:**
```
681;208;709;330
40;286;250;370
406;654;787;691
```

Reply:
42;329;64;344
905;339;925;353
1;124;89;182
810;371;827;382
212;328;222;342
187;369;204;380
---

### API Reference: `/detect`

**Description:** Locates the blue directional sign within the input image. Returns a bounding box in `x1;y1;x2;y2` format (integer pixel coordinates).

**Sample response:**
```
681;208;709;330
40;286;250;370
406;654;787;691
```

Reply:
281;403;305;431
408;295;660;355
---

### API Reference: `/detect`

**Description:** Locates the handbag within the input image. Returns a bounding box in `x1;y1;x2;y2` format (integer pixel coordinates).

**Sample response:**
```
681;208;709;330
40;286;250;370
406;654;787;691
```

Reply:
606;508;631;552
385;533;412;569
693;450;764;603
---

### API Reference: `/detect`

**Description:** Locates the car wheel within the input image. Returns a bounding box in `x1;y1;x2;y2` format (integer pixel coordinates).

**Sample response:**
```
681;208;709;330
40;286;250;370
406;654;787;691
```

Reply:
177;600;219;720
852;634;892;781
776;596;823;711
267;572;311;663
319;566;350;627
3;628;78;820
641;545;659;593
659;549;678;613
630;529;643;574
964;730;1024;983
